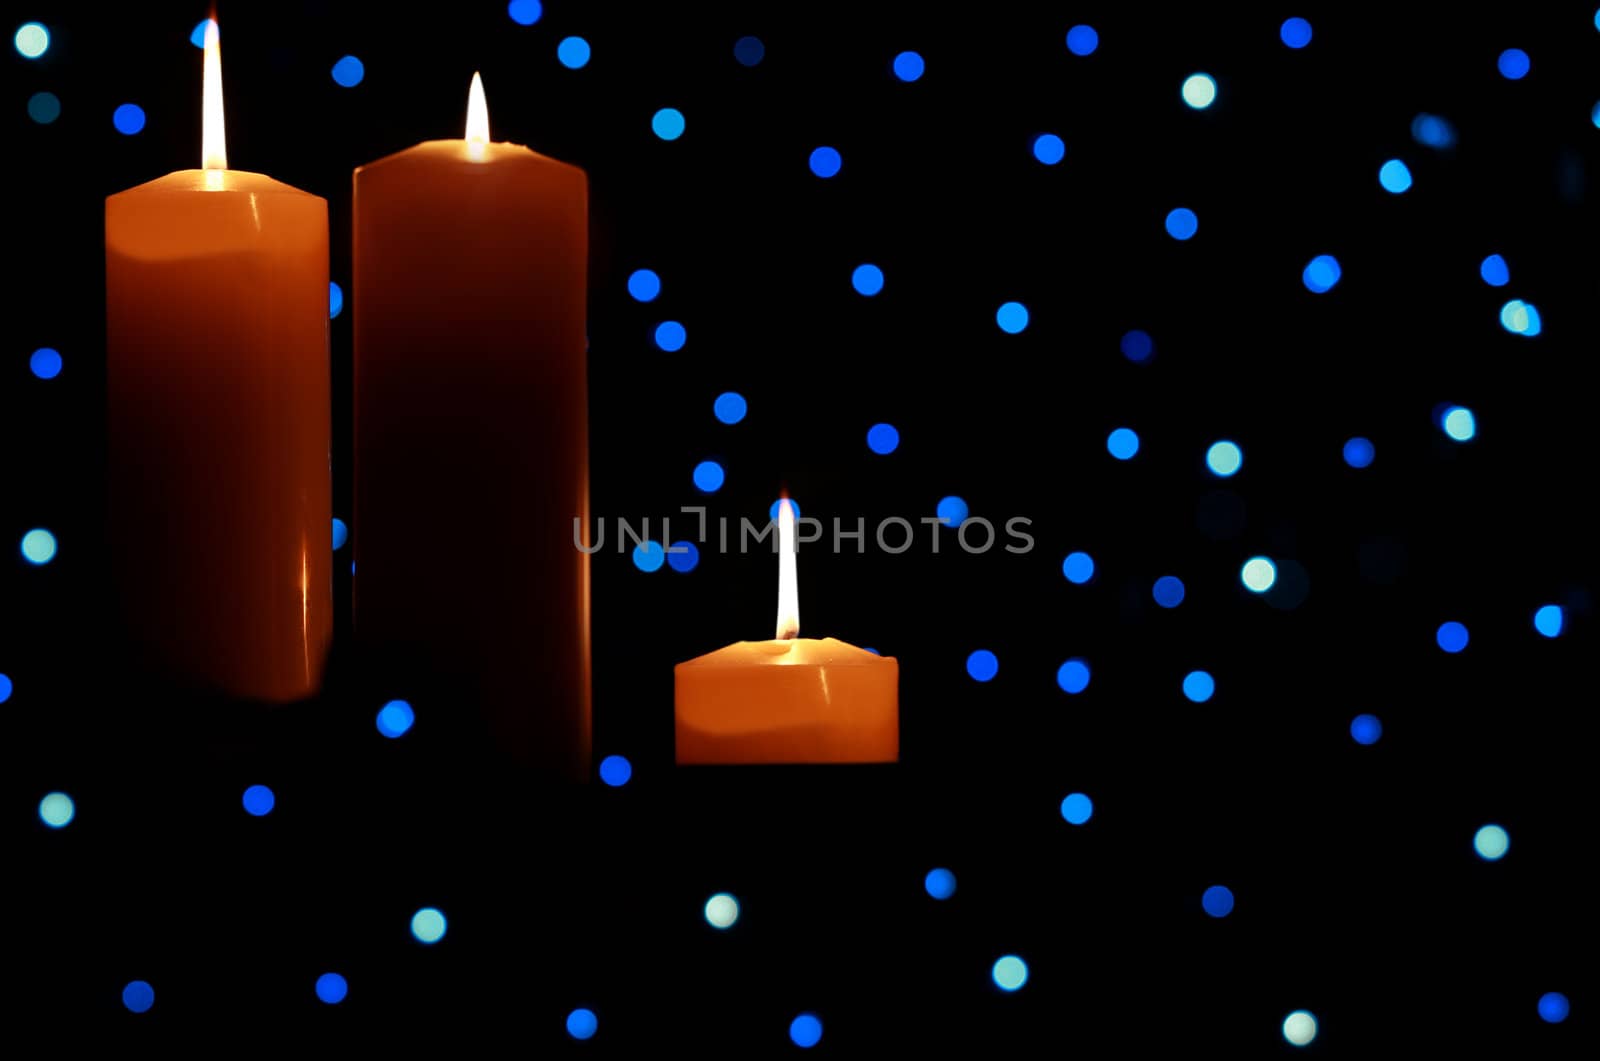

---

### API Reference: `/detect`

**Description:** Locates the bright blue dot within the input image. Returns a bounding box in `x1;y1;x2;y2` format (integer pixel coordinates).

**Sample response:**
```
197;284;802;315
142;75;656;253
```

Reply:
1410;112;1458;149
28;91;61;125
376;699;415;738
693;460;725;493
1593;101;1600;129
0;673;11;703
567;1008;599;1040
1181;74;1217;109
734;36;765;67
966;649;999;682
331;517;348;551
1152;576;1186;608
1533;604;1564;638
30;347;62;379
1537;992;1570;1024
190;20;210;48
1499;299;1542;337
1165;207;1198;240
331;55;365;88
1206;441;1243;477
713;392;746;424
667;540;699;573
1474;824;1510;861
1280;17;1313;48
1343;437;1375;468
809;146;842;178
410;907;447;944
39;791;74;828
20;528;56;565
1033;133;1066;165
1182;670;1215;703
852;263;884;296
627;269;661;302
924;867;957;900
1378;159;1413;194
1302;254;1342;294
769;499;801;521
892;50;925;82
1060;792;1094;824
1201;885;1235;917
557;36;591;69
866;422;899;454
1350;713;1383;745
242;784;276;816
315;973;349;1004
507;0;543;26
1497;48;1530;80
652;107;685;141
1120;329;1153;362
599;754;633;786
655;320;686;352
992;955;1029;991
1106;427;1139;460
1057;659;1091;694
1062;551;1094;584
122;980;155;1014
1442;405;1477;441
1436;621;1469;653
329;281;343;319
15;21;49;58
112;103;146;135
1241;556;1277;592
633;541;666;572
996;301;1029;333
1065;25;1099;56
936;495;968;526
1479;254;1509;287
790;1013;823;1048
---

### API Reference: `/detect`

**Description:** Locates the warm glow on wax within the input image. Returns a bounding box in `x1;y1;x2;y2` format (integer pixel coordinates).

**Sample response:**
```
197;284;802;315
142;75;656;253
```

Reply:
466;72;489;161
201;19;226;174
776;498;799;640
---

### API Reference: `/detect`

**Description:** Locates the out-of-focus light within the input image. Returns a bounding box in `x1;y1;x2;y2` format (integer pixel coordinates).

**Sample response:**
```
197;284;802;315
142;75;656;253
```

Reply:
734;36;765;66
789;1014;823;1048
599;754;632;786
1062;551;1094;583
1592;101;1600;129
1182;670;1215;703
27;91;60;124
1206;441;1243;476
1350;713;1383;744
1201;885;1235;917
1479;254;1509;286
1241;556;1277;593
996;301;1029;333
1497;48;1530;80
809;146;842;178
1436;621;1469;653
936;496;968;526
1410;112;1457;148
1057;659;1091;694
1120;329;1154;362
242;784;275;816
655;320;686;352
376;699;415;738
567;1008;599;1040
1066;25;1099;56
331;56;364;89
1533;604;1564;638
652;107;685;141
316;972;348;1004
329;281;344;318
966;650;999;682
627;268;661;302
1282;1010;1318;1047
39;791;75;828
667;540;699;573
1537;992;1570;1023
1343;437;1375;468
1302;254;1342;293
557;37;591;69
331;518;348;550
992;955;1029;991
113;103;146;135
0;673;11;703
21;528;56;565
705;892;739;929
852;263;884;295
15;22;49;59
507;0;543;26
410;907;447;943
190;20;210;47
1441;405;1476;440
1499;299;1542;337
714;391;746;424
769;499;801;522
1060;792;1093;824
30;347;62;379
1379;159;1413;193
1474;823;1510;861
1033;133;1065;165
866;422;899;454
693;460;725;493
924;867;957;900
632;541;665;572
1165;208;1198;240
892;51;925;81
1152;576;1186;608
1181;74;1217;109
1107;427;1139;460
122;981;155;1014
1280;17;1313;48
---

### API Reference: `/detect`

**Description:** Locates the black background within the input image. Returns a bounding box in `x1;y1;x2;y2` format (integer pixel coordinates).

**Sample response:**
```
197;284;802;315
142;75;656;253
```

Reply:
2;1;1594;1051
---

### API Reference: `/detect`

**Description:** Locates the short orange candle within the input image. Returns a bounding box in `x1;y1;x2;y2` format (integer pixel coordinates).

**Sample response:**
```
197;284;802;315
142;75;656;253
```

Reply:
105;20;331;701
675;500;899;764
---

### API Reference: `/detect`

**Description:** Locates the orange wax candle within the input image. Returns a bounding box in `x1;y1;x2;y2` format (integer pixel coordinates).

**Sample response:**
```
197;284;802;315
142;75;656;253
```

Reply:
353;75;590;775
675;500;899;764
105;20;331;702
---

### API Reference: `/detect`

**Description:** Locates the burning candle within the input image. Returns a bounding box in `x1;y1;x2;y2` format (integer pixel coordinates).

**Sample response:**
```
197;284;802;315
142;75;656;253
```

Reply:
353;75;589;775
105;20;331;701
675;500;899;764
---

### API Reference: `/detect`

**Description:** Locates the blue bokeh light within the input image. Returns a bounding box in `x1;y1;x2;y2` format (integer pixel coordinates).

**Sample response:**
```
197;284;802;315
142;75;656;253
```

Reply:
1302;254;1342;293
633;541;665;572
936;495;968;526
809;146;842;178
315;972;349;1004
190;20;210;48
1033;133;1066;165
599;754;633;786
1351;713;1383;745
329;281;344;318
1241;556;1277;593
866;423;899;454
1182;670;1216;703
1152;576;1186;608
0;673;11;703
1106;428;1139;460
790;1014;824;1048
1592;101;1600;129
1442;405;1476;441
1533;604;1564;638
1062;551;1095;584
1480;254;1509;287
1499;299;1542;337
21;528;57;565
1537;992;1570;1024
1065;25;1099;56
39;792;74;828
113;103;146;135
893;50;925;82
992;955;1029;991
1343;437;1375;468
852;263;884;296
557;37;591;69
1057;659;1091;694
924;867;957;900
1165;208;1198;240
693;460;725;493
1201;885;1235;917
734;36;765;67
1473;824;1510;861
996;301;1029;333
1436;621;1469;653
242;784;276;816
655;320;687;351
1410;112;1457;148
1497;48;1530;80
411;906;447;944
30;347;62;379
1206;441;1243;477
769;499;801;522
1379;159;1413;194
1120;329;1153;362
331;518;348;550
667;541;699;573
652;107;686;141
507;0;543;26
28;91;61;125
376;699;415;738
1280;17;1313;48
122;980;155;1014
966;650;999;682
713;392;746;424
331;55;365;88
567;1008;599;1040
1181;74;1217;109
15;21;49;59
1060;792;1094;824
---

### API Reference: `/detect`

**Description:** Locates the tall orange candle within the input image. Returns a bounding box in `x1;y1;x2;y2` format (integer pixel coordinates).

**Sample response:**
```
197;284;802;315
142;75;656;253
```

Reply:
675;500;899;764
105;20;331;702
353;75;590;776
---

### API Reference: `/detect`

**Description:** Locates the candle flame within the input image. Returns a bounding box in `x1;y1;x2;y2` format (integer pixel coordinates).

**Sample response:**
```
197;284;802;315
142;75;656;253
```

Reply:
465;71;489;161
776;497;799;641
201;18;227;173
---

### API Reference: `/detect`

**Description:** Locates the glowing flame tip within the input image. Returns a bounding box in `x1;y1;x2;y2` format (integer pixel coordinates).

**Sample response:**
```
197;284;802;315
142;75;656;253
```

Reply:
201;17;226;171
775;498;799;640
